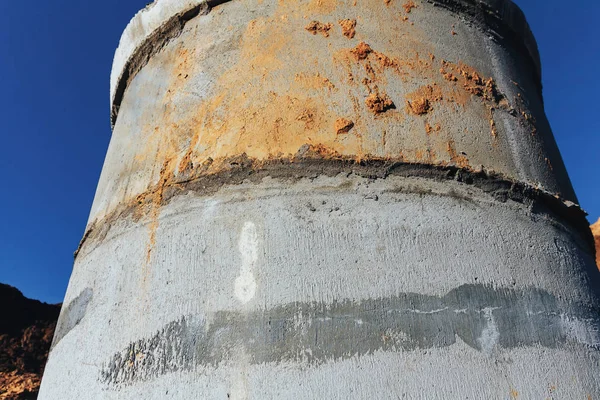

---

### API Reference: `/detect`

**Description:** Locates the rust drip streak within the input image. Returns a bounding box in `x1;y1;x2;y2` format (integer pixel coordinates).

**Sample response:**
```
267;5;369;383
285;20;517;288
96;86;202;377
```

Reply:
73;150;592;260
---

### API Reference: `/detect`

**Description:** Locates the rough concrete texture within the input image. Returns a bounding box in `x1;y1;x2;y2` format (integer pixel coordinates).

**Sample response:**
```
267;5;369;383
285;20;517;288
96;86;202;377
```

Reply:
40;0;600;398
41;176;600;398
95;0;578;232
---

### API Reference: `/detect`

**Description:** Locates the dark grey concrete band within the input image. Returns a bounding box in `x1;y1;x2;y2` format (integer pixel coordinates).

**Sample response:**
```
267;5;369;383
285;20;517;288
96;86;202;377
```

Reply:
99;284;600;387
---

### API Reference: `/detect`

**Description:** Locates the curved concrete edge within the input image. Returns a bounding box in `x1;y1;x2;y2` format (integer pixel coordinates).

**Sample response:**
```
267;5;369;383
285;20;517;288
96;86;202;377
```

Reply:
425;0;541;82
72;160;594;261
110;0;203;105
109;0;542;128
110;0;215;126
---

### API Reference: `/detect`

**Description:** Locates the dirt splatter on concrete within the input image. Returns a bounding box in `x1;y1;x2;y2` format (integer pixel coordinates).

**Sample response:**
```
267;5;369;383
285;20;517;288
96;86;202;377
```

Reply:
425;122;441;134
407;98;430;115
335;118;355;134
351;42;373;60
297;110;316;130
439;60;510;137
446;140;470;168
514;93;538;137
406;84;443;116
403;0;417;13
294;72;336;91
365;92;395;114
338;19;357;39
440;60;505;104
305;20;333;37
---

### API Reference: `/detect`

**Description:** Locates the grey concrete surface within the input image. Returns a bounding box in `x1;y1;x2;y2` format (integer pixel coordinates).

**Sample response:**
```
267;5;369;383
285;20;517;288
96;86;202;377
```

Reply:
41;176;599;398
40;0;600;398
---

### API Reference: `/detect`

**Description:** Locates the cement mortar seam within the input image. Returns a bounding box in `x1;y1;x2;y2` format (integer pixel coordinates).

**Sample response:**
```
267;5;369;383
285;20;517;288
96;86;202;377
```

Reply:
73;159;592;260
110;0;543;127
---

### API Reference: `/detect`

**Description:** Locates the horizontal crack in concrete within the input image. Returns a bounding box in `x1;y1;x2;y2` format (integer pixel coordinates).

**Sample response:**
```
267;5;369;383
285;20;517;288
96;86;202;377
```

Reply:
74;151;592;260
99;284;599;387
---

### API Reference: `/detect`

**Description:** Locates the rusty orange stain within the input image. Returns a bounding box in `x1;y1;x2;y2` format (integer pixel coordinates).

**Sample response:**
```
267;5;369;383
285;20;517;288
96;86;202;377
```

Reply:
306;0;338;14
446;140;470;168
105;0;549;234
294;72;336;90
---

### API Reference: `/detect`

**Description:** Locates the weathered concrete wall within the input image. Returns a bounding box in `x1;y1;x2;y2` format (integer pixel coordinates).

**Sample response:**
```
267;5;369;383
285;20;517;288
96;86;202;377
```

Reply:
40;0;600;398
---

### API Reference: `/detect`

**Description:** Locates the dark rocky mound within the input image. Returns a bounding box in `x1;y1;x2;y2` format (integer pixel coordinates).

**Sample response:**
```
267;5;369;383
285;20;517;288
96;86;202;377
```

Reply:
0;284;61;399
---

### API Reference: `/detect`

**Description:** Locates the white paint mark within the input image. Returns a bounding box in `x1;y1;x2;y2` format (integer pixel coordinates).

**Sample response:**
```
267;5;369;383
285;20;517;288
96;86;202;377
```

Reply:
235;222;258;304
409;307;449;315
230;374;249;400
229;347;250;400
478;307;500;355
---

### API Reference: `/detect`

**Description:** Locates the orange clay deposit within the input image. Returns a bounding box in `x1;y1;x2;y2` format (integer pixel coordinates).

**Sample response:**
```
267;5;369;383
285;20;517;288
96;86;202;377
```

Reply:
351;42;373;60
406;98;430;115
365;92;396;114
403;0;417;13
406;84;444;115
334;118;355;134
440;60;505;104
340;41;439;87
305;20;333;37
339;19;357;39
439;60;512;138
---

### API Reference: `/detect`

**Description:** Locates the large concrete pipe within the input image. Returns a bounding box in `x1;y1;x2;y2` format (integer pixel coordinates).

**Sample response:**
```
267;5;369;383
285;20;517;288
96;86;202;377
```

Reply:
40;0;600;398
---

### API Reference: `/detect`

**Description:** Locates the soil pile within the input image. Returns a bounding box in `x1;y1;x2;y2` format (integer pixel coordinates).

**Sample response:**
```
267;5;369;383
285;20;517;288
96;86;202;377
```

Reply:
0;284;60;399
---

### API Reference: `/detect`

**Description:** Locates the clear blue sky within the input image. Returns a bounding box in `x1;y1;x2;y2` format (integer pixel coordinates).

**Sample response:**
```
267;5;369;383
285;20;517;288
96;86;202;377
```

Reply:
0;1;598;304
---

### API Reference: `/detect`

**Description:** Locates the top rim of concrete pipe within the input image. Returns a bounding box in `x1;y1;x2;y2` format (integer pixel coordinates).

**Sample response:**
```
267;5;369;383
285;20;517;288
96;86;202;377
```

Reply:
109;0;542;127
